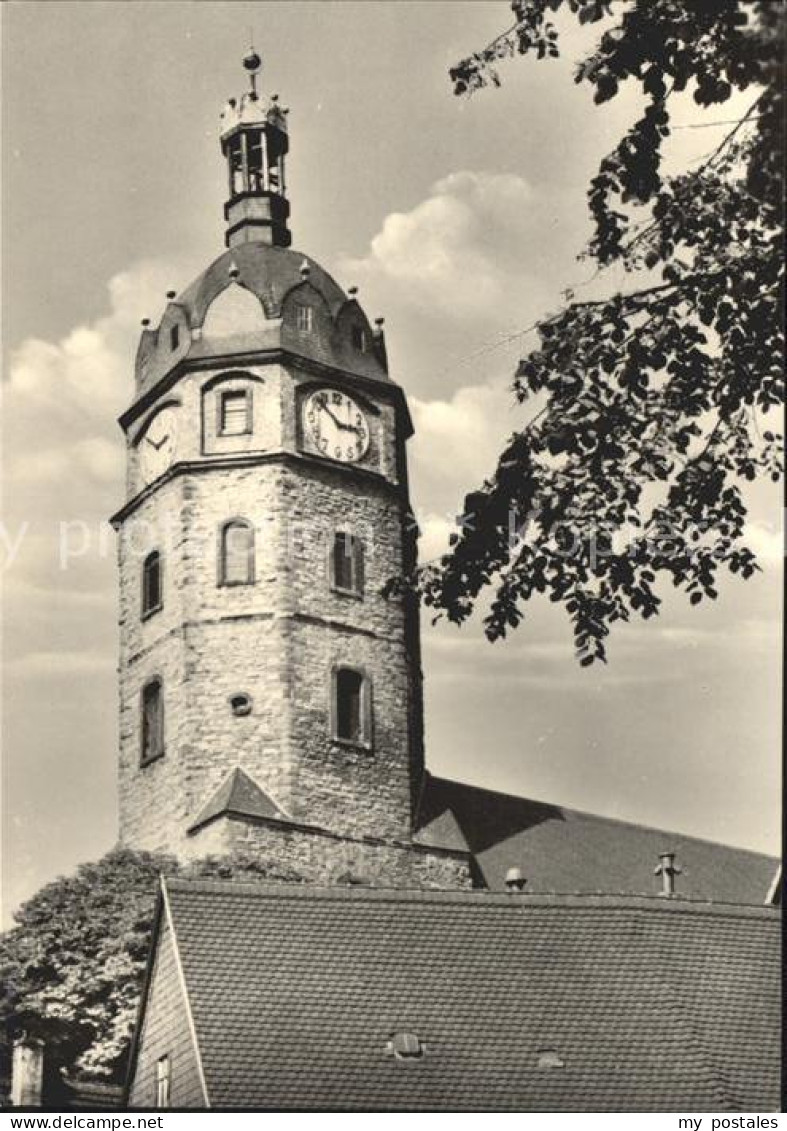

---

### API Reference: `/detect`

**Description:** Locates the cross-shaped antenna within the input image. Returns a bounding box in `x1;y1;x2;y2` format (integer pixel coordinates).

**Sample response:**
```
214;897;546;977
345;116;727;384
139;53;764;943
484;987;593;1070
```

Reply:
654;851;682;896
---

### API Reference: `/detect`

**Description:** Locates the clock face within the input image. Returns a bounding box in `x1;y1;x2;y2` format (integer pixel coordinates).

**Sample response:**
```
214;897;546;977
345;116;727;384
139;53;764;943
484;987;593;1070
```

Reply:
304;389;370;463
139;406;179;485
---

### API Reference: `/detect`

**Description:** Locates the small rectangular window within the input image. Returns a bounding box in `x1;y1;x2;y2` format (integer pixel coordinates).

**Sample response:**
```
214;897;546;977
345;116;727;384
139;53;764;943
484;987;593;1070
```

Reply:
332;533;364;596
142;551;162;618
351;325;367;352
141;680;164;765
296;305;313;333
333;667;370;746
219;389;252;436
155;1055;171;1108
170;325;180;351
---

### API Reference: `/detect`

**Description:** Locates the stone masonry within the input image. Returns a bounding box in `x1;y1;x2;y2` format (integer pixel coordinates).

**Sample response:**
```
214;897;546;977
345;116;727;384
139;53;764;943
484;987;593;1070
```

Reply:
114;245;472;891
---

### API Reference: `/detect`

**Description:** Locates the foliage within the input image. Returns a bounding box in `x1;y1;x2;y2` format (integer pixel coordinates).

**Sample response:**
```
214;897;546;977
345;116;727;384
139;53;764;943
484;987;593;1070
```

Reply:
0;848;306;1086
409;0;784;664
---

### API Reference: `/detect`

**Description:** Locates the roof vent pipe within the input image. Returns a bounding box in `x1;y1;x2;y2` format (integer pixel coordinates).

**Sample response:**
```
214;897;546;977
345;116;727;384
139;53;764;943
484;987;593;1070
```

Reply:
504;866;527;892
654;851;681;896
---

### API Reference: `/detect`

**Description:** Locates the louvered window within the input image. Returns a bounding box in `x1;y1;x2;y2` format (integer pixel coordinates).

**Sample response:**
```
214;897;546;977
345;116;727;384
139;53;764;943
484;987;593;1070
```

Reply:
142;551;162;618
219;519;255;586
296;304;313;332
219;389;251;436
141;679;164;765
331;532;364;596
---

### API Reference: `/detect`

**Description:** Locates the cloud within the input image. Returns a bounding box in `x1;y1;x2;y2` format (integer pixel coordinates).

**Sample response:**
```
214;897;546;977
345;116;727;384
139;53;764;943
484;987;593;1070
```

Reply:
408;376;526;533
6;260;179;481
746;518;784;566
3;259;183;670
341;170;576;326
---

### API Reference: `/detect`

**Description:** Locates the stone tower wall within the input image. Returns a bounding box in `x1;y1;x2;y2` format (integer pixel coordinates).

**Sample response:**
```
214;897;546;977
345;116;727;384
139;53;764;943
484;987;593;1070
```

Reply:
118;438;421;851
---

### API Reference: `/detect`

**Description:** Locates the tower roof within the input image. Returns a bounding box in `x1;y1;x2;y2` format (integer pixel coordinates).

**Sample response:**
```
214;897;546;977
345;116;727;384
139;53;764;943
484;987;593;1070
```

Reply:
219;49;291;248
178;243;347;326
131;242;391;412
218;46;287;140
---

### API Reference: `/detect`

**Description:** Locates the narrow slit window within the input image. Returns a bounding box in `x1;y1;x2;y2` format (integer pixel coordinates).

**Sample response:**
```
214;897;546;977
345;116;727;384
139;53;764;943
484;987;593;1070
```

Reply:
332;533;364;596
155;1055;171;1108
296;305;313;333
334;667;370;746
142;551;163;618
351;325;367;352
141;679;164;765
170;324;180;351
219;389;252;436
219;519;255;586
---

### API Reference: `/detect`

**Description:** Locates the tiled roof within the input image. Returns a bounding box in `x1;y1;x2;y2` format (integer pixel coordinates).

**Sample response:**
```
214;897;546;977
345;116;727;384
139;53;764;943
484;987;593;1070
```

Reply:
415;773;778;903
188;767;288;833
160;879;781;1112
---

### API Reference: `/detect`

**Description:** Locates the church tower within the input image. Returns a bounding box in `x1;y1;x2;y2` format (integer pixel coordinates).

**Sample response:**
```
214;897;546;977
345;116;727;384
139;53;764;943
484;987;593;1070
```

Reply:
111;51;470;889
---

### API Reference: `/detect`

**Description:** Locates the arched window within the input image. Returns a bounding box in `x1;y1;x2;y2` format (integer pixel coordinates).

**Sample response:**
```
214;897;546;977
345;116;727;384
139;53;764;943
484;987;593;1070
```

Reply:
141;678;164;765
332;667;371;747
219;519;255;586
331;532;364;596
142;551;162;618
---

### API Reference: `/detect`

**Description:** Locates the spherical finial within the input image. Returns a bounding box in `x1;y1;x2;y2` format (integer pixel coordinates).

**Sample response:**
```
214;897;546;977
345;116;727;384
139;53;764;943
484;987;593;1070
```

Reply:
271;93;279;103
141;318;151;328
348;285;358;297
243;49;262;74
166;290;176;300
374;316;385;328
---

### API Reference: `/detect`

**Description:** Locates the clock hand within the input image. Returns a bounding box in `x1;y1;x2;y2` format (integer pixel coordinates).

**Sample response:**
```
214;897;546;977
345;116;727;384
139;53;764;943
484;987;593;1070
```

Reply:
147;435;169;450
322;404;346;429
323;405;362;433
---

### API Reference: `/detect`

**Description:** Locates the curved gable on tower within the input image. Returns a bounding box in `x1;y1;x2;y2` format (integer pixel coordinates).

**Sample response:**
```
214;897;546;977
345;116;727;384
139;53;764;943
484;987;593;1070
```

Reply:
202;282;268;338
133;243;390;399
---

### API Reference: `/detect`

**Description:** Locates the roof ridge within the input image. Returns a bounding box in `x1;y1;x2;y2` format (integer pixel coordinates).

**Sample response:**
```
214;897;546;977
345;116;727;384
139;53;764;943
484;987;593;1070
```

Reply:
162;876;781;918
426;774;779;862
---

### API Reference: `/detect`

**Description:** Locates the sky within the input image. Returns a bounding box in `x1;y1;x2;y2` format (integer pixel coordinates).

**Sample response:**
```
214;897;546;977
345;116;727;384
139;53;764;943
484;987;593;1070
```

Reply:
1;1;782;925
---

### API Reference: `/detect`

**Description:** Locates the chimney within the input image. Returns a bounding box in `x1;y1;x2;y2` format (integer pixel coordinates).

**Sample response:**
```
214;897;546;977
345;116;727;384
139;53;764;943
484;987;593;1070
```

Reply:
504;866;527;892
11;1037;44;1108
654;851;682;897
